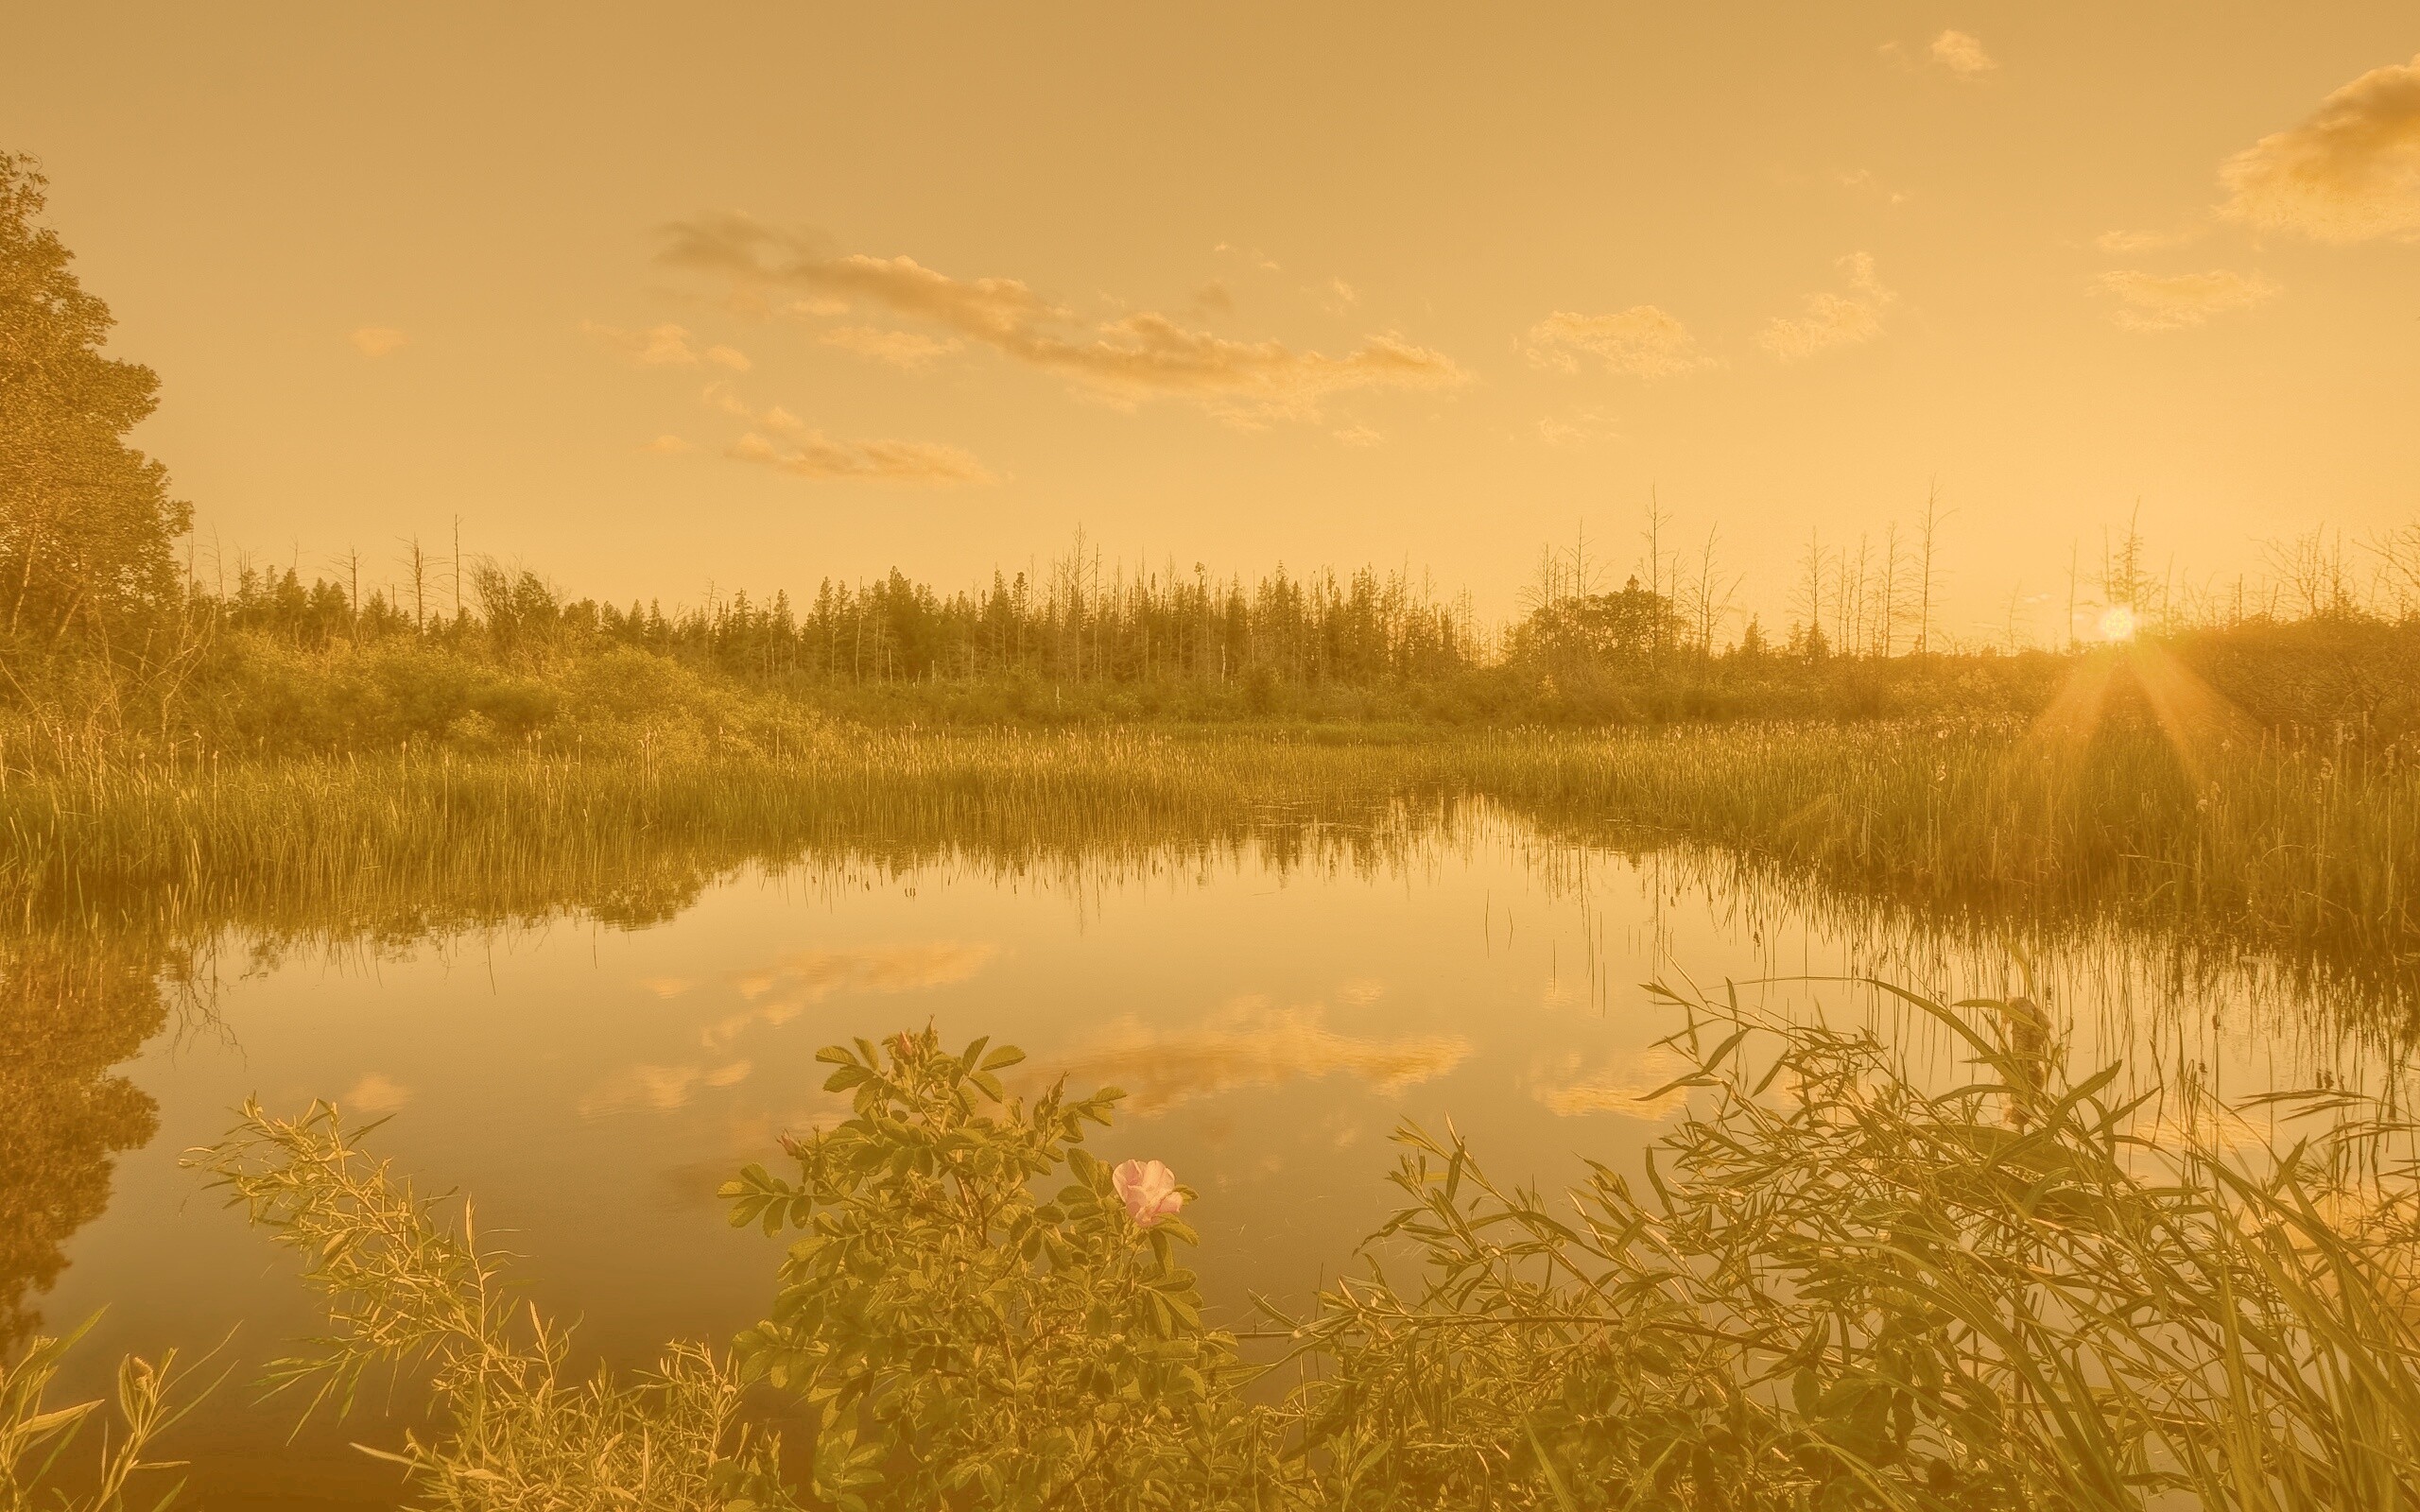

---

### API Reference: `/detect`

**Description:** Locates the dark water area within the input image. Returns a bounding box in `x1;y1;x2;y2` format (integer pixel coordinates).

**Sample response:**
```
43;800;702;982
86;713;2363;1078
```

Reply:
9;802;2411;1506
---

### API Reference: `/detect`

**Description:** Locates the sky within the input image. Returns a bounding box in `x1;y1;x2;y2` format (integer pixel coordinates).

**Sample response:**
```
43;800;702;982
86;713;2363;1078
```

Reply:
6;3;2416;640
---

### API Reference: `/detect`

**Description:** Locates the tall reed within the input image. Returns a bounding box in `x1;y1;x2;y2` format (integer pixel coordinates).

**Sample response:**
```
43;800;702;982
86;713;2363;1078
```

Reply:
2;721;2409;994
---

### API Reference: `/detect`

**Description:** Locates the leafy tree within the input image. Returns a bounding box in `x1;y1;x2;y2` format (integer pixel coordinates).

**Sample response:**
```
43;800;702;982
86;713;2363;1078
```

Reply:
0;152;188;688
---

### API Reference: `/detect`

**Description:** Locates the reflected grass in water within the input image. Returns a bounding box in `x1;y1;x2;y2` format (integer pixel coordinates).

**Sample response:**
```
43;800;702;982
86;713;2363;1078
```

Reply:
3;720;2412;988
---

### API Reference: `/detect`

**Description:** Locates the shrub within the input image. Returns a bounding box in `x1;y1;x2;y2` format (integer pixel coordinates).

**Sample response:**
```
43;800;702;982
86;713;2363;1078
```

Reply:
718;1029;1253;1509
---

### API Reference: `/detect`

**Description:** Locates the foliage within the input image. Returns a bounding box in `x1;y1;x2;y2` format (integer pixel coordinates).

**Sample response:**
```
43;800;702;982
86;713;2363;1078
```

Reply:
185;1103;793;1511
1;1318;196;1512
181;983;2420;1510
1265;978;2420;1509
717;1027;1254;1510
0;934;163;1355
1507;574;1686;674
0;153;190;704
6;716;2409;1005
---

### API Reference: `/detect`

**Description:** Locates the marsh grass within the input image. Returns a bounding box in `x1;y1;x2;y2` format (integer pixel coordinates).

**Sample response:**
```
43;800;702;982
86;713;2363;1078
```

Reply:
1267;979;2420;1508
3;719;2411;1006
182;1101;791;1511
0;1317;201;1511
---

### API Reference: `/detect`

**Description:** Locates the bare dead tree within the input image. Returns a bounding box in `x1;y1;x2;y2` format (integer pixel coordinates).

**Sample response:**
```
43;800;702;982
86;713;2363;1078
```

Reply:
1916;480;1949;656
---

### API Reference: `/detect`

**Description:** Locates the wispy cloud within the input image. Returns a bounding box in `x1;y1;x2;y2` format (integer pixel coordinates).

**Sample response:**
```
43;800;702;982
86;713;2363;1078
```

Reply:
1524;305;1710;379
2218;51;2420;243
582;319;752;369
2091;268;2279;331
818;324;963;369
640;434;694;455
657;215;1463;421
728;428;994;485
1929;29;1996;78
1213;242;1282;272
705;385;994;487
1534;407;1619;448
1759;252;1894;360
349;326;407;357
2095;226;2204;254
1837;168;1911;206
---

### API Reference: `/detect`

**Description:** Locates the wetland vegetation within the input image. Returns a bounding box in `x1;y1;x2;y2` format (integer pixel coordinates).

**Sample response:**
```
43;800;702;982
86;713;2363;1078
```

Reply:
9;137;2420;1511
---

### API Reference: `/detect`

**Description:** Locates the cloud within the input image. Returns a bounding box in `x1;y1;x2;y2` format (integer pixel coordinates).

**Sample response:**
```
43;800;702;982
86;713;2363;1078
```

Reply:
1759;252;1894;360
1044;998;1470;1114
2091;268;2279;331
2095;226;2204;253
1331;423;1384;448
1189;280;1236;317
582;319;752;369
727;423;994;486
1523;305;1710;379
349;326;407;357
701;384;993;485
340;1072;412;1115
1837;168;1910;206
1534;407;1619;447
1929;30;1996;78
657;215;1463;420
1214;242;1282;272
2218;52;2420;243
640;435;694;455
819;324;963;369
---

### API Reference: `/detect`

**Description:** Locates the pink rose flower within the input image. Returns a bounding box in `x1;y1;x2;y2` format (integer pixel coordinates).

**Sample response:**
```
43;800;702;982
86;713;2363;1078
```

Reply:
1112;1159;1184;1229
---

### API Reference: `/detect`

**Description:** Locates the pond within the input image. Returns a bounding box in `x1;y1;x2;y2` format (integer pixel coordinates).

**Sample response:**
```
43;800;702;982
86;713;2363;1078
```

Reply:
13;800;2400;1507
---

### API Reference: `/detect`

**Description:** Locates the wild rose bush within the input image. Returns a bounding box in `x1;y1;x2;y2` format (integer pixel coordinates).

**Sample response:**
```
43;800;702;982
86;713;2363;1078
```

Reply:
717;1028;1259;1510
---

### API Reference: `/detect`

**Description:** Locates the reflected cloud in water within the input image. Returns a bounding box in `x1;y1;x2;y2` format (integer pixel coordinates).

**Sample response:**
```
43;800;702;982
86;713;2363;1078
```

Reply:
704;940;998;1049
1046;996;1470;1114
579;1058;753;1117
338;1072;413;1116
1530;1046;1691;1120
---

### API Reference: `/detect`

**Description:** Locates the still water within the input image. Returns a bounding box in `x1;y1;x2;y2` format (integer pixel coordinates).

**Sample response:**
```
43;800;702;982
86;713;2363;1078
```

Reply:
21;805;2388;1506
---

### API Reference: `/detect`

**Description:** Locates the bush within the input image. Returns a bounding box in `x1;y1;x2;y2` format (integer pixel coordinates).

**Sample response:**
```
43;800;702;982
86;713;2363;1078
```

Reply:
174;980;2420;1510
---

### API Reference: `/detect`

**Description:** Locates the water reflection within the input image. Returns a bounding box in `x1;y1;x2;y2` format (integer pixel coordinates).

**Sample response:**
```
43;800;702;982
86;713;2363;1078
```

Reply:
0;930;174;1352
1046;997;1473;1113
8;795;2415;1503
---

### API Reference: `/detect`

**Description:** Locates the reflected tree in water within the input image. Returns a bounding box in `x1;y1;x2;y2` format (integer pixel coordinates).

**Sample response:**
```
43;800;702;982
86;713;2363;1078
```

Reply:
0;933;165;1350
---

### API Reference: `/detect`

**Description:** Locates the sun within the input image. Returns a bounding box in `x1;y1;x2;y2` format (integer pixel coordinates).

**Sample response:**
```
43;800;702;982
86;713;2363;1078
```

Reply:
2098;605;2138;643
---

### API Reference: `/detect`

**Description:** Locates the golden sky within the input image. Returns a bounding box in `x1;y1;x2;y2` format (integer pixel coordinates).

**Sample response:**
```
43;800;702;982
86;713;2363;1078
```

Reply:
6;5;2415;637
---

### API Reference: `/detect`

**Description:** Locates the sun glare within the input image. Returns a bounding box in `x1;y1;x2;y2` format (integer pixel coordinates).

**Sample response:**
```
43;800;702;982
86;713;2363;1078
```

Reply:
2098;605;2138;643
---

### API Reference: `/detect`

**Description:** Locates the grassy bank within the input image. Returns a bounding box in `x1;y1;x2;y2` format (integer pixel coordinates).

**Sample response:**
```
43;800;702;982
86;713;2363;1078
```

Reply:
4;713;2411;1001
